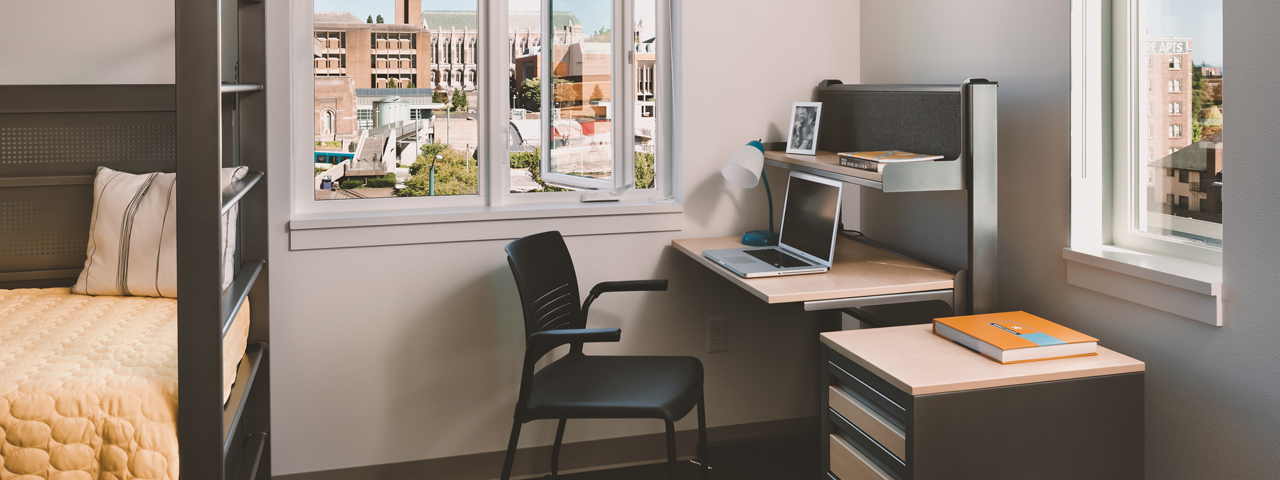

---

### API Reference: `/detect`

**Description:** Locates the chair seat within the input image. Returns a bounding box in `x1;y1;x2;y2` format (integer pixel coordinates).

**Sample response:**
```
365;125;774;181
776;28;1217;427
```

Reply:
527;354;704;422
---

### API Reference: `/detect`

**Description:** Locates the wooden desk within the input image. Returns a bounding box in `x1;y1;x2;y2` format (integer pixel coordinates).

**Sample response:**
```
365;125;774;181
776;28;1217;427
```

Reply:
818;325;1145;479
671;236;955;306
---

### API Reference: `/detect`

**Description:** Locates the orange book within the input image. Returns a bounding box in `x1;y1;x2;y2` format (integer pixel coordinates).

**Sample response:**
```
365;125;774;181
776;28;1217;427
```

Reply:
932;311;1099;364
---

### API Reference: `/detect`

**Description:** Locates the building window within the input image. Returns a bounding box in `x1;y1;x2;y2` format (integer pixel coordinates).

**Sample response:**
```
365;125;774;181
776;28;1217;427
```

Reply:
1168;56;1181;70
1169;124;1182;138
1168;101;1181;115
1178;170;1189;183
1168;78;1181;92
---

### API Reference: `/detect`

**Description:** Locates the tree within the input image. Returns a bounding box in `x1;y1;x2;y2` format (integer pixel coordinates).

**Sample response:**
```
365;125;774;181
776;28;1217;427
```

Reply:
590;84;604;103
586;27;611;43
376;15;384;23
404;80;415;88
518;78;541;111
366;15;373;23
452;88;468;112
432;90;448;107
387;77;398;88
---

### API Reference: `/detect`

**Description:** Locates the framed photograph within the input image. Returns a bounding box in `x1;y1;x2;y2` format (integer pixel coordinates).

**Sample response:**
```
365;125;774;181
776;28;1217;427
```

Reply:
786;102;822;155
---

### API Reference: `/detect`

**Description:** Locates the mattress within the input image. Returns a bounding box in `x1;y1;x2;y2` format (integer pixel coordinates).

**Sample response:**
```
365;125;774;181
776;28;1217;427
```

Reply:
0;288;251;480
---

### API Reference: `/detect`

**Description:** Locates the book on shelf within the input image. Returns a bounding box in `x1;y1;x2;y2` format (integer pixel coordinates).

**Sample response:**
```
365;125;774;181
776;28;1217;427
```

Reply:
837;150;944;173
932;311;1099;364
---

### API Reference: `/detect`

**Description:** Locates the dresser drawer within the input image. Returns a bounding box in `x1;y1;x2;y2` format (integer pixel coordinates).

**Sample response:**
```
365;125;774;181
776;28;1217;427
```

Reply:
827;348;909;427
830;434;894;480
830;386;906;461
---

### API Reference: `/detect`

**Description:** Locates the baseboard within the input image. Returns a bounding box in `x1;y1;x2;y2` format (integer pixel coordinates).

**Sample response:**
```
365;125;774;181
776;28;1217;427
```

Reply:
274;417;816;480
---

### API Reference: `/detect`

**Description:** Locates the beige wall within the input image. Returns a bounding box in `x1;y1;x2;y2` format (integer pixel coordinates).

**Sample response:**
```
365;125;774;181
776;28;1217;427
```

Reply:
860;0;1280;478
265;0;860;475
0;0;175;84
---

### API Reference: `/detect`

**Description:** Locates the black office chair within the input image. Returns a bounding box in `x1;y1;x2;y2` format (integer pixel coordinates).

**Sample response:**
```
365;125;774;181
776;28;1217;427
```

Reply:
501;231;708;480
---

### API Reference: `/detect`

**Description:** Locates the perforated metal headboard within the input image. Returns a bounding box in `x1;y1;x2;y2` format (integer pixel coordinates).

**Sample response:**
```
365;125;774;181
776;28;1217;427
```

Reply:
0;85;176;288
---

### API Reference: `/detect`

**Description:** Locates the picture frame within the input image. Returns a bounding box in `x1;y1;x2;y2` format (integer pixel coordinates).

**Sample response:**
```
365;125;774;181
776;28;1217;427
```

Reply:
786;102;822;155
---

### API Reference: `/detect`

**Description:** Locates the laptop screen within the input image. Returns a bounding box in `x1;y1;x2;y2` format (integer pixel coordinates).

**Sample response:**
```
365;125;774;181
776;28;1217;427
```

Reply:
779;173;842;263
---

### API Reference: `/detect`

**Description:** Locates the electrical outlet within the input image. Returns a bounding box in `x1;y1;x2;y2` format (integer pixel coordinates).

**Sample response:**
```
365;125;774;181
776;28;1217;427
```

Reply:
708;318;729;353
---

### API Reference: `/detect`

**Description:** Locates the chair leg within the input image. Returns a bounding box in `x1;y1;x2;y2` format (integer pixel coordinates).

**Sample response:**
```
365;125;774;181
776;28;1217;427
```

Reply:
500;420;523;480
551;418;568;477
697;397;709;480
665;419;678;480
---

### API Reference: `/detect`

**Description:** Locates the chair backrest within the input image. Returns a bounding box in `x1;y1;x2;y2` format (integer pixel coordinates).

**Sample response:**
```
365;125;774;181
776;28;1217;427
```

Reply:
505;231;585;338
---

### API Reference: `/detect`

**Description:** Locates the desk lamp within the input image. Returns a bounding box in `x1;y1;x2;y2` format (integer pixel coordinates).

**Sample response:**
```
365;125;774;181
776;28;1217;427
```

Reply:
721;140;779;246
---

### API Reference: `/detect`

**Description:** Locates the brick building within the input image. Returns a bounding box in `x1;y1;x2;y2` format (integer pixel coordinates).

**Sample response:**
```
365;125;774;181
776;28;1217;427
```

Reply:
314;76;358;143
1145;38;1223;226
1146;38;1194;165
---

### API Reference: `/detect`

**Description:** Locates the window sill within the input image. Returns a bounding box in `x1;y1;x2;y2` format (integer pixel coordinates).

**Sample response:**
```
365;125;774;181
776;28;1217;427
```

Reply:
288;201;683;251
1063;246;1223;326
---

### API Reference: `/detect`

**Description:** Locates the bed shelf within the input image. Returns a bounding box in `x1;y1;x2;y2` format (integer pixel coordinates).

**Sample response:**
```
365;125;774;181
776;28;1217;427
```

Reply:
222;171;263;214
220;84;264;94
232;432;267;480
222;259;265;338
223;343;266;456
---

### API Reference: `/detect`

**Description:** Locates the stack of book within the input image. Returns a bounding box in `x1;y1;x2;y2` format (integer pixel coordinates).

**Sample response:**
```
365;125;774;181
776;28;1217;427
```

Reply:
932;311;1099;364
837;150;943;173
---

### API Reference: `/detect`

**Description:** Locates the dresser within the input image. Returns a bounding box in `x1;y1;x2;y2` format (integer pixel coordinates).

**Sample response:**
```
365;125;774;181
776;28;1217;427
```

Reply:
819;324;1145;480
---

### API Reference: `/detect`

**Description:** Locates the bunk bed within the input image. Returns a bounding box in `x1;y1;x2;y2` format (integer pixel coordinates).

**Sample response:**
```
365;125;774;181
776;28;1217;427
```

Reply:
0;0;270;479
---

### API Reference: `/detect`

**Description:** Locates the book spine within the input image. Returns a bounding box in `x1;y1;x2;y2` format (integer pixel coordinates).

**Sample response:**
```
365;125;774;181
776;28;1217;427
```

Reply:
838;155;882;173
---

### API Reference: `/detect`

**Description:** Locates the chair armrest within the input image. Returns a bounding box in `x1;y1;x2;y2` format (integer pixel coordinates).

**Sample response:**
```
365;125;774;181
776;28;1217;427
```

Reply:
583;280;669;318
527;328;621;351
589;280;669;296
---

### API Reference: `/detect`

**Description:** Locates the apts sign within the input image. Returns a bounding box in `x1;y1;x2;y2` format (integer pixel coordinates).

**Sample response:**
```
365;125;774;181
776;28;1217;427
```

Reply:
1147;40;1189;55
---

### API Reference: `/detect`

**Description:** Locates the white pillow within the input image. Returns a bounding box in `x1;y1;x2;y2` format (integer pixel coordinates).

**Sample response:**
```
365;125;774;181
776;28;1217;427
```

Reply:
71;166;247;298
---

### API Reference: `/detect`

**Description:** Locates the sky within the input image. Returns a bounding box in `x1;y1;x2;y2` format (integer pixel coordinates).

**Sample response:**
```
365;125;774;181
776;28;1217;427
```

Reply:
1147;0;1223;67
314;0;657;40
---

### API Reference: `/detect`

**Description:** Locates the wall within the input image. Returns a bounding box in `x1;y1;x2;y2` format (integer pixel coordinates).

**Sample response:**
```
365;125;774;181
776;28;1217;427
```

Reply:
264;0;860;476
0;0;174;85
860;0;1280;478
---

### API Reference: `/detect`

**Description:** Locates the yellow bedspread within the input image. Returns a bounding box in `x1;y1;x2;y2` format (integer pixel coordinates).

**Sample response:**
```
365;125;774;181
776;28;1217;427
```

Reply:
0;288;251;480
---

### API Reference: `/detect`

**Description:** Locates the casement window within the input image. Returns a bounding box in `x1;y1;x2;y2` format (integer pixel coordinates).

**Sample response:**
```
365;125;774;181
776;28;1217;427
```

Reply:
294;0;681;241
1069;0;1224;325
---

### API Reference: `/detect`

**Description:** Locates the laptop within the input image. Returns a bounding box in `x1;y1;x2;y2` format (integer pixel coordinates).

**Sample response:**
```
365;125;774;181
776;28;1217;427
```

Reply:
704;171;843;278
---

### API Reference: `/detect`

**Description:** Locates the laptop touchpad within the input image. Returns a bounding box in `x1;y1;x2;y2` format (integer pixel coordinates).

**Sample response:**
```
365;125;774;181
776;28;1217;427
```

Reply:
724;256;758;265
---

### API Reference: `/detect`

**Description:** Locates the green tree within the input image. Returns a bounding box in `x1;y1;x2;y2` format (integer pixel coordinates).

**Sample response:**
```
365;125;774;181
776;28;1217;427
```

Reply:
634;152;655;189
519;79;541;111
1191;63;1207;142
399;144;478;196
590;84;604;103
376;15;384;23
509;150;566;192
404;80;415;88
432;90;448;106
366;15;373;23
586;27;611;43
387;77;398;88
452;88;468;112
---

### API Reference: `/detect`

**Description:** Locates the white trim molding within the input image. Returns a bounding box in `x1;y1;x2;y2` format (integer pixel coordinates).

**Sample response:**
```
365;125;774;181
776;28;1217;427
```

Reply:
1064;246;1222;326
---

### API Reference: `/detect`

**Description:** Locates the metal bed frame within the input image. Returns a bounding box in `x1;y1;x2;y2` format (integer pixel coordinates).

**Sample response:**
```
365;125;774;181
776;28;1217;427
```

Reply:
0;0;270;479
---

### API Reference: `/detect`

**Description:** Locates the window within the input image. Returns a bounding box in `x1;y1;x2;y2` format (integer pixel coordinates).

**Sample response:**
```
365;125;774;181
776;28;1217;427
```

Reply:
303;0;676;209
1072;0;1224;264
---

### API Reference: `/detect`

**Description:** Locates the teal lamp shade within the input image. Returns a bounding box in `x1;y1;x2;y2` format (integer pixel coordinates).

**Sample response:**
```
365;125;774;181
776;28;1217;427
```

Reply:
722;141;779;246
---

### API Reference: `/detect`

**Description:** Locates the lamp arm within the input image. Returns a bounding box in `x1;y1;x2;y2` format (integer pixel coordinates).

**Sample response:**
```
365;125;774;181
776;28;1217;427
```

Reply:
762;171;775;233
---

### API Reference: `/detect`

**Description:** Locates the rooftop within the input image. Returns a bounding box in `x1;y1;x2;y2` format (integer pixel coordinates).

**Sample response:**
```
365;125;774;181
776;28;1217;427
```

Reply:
314;12;362;24
423;10;581;31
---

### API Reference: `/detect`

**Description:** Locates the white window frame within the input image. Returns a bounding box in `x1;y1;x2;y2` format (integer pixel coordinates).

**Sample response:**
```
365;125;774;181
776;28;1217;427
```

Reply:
287;0;684;240
1068;0;1223;326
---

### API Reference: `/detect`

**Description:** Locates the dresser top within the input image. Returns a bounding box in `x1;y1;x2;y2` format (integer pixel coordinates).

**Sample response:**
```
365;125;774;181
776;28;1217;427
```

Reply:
820;324;1145;395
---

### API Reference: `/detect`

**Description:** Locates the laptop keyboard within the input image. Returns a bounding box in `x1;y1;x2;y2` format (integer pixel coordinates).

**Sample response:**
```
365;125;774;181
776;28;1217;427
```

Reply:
744;249;813;268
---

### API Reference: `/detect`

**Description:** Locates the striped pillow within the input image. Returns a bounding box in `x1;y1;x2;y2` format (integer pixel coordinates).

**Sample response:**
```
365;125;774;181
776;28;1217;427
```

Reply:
70;166;247;298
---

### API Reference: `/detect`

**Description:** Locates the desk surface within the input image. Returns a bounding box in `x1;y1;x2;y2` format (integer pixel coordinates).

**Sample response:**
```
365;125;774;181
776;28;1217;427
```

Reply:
820;324;1146;395
671;236;954;304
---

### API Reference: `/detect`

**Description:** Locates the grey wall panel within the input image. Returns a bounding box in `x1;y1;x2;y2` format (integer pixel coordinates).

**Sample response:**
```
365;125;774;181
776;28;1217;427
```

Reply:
0;112;177;177
817;90;962;160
